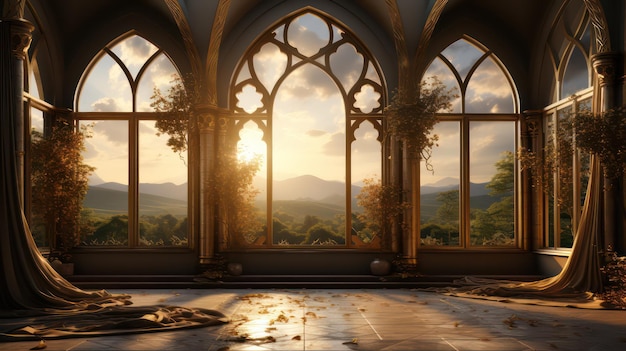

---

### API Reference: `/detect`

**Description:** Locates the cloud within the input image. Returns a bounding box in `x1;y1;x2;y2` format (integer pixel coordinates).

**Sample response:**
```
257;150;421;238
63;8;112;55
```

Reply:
280;64;338;100
330;43;364;93
253;43;287;92
92;120;128;144
441;39;484;80
287;14;328;57
465;57;515;113
322;132;345;156
116;35;157;72
91;97;130;112
306;129;327;137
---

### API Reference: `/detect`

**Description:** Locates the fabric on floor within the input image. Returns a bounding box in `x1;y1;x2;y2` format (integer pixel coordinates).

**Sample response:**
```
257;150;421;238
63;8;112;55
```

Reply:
1;20;227;342
0;305;227;341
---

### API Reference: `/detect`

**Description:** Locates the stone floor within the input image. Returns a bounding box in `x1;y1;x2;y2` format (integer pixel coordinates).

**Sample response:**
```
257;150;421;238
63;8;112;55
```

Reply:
1;288;625;350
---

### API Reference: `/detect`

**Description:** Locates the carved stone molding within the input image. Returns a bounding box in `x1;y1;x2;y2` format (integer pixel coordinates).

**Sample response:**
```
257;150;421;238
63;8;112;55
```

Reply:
582;0;611;54
385;0;409;87
206;0;230;106
7;18;34;61
2;0;26;19
592;52;619;87
164;0;203;79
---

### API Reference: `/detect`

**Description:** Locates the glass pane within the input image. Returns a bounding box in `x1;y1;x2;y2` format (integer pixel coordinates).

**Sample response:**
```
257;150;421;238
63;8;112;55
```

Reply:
420;121;460;246
557;107;574;248
544;113;556;248
354;84;380;113
79;53;132;112
441;39;484;82
352;120;382;248
137;53;179;112
287;13;329;57
466;56;515;113
469;121;516;246
330;43;364;94
81;120;129;246
235;120;267;246
110;35;158;80
272;63;346;246
423;57;461;113
29;70;40;99
253;43;287;94
29;108;46;247
138;120;188;246
561;47;589;99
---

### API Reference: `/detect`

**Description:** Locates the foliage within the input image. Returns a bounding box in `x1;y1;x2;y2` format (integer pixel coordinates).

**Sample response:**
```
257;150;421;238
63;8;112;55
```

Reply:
31;119;94;257
420;151;515;246
150;74;196;160
471;151;515;245
305;223;344;245
599;252;626;309
517;115;574;212
356;177;410;238
213;152;263;246
572;106;626;180
386;76;457;170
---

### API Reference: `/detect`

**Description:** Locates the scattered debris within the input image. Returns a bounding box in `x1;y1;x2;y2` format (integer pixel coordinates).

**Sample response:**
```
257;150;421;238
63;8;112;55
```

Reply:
30;340;46;350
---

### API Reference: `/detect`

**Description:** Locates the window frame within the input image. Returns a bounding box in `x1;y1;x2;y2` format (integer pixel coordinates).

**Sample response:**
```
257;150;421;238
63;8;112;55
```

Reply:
73;35;191;250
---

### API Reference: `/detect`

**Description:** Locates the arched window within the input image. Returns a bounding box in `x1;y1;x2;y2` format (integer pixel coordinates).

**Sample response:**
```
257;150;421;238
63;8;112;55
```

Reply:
75;34;188;247
24;3;47;248
541;2;594;249
419;37;519;248
229;11;385;248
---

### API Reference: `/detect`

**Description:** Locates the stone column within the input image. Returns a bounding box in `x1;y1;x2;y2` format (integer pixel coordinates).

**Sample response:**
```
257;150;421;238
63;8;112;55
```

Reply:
1;17;33;205
197;105;217;265
591;52;621;253
521;110;542;251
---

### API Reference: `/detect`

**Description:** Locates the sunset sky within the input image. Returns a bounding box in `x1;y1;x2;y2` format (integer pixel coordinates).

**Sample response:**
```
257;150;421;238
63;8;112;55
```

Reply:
73;14;526;188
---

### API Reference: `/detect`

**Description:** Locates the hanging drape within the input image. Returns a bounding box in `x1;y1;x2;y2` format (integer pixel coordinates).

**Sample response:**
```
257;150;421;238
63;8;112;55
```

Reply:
1;20;226;340
435;154;605;307
0;20;131;315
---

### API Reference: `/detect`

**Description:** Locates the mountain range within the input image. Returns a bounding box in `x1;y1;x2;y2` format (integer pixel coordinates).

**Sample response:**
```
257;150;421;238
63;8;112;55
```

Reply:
84;175;495;219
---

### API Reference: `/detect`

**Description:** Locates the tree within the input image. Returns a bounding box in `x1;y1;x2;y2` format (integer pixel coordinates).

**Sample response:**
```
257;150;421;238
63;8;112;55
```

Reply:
471;151;515;245
30;119;94;256
435;189;459;245
356;177;409;240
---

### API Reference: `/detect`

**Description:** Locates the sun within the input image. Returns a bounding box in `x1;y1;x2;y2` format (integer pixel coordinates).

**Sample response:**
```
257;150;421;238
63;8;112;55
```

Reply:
237;141;265;163
237;122;266;164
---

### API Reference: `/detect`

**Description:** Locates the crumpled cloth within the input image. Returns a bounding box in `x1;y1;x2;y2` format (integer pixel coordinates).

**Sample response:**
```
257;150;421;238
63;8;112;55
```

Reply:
0;305;227;340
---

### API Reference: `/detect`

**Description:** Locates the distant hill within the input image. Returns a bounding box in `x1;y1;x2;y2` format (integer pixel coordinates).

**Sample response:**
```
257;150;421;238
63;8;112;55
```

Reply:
83;176;504;222
255;175;362;206
93;182;188;201
83;185;187;217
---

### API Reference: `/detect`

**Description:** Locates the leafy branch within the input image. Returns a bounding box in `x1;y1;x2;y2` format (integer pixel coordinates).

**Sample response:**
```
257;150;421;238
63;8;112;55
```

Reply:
386;76;457;171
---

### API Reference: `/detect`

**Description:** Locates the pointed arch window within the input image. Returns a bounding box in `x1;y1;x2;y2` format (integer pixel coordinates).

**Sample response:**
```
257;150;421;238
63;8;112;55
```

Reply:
420;37;519;248
75;34;188;248
541;3;595;249
228;11;386;249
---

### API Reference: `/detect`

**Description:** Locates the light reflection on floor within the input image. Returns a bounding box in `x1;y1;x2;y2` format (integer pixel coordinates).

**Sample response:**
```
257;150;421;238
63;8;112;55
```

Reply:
1;288;626;350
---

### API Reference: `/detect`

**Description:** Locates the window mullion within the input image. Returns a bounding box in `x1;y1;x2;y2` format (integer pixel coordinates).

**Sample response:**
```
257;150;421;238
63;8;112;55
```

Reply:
461;117;470;248
129;117;139;247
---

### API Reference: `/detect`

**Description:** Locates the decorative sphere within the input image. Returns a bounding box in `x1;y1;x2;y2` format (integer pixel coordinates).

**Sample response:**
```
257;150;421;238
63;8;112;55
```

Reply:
227;262;243;276
370;258;391;276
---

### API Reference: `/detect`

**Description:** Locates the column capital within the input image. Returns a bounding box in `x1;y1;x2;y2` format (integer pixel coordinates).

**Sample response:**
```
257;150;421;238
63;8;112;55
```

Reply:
4;18;34;61
195;103;227;132
592;52;620;87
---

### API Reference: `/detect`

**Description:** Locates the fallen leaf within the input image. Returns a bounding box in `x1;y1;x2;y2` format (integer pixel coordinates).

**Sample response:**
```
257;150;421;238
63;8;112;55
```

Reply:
292;335;301;340
342;338;358;345
30;340;47;350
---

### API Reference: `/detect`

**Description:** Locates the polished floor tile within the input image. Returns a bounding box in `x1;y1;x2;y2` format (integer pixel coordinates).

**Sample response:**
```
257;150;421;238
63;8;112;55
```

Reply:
1;288;626;350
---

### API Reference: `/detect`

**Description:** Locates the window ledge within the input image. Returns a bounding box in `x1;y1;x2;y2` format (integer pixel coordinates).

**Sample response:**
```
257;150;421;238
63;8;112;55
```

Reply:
534;248;572;257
